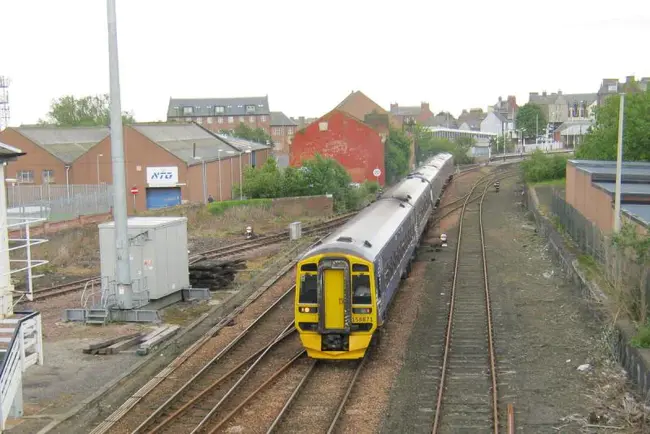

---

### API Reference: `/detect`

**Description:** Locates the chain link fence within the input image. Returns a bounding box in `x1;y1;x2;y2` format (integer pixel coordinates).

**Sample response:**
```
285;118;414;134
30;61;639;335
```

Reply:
7;184;114;224
551;193;650;318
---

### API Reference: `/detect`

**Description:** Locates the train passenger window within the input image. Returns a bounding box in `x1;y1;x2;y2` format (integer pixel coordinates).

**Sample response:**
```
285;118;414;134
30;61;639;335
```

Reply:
299;274;318;304
352;274;372;304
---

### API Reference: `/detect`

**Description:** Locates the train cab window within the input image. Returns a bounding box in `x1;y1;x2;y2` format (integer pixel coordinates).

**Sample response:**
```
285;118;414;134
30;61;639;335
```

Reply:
299;274;318;304
352;274;372;305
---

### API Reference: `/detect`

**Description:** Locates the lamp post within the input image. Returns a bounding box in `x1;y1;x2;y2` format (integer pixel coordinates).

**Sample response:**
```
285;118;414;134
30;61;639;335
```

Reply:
217;149;222;201
96;153;103;184
225;150;235;199
194;156;207;203
614;93;625;233
239;148;252;199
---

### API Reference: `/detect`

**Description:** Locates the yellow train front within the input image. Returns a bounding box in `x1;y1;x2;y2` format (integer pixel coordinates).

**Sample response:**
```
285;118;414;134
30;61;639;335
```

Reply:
294;152;456;360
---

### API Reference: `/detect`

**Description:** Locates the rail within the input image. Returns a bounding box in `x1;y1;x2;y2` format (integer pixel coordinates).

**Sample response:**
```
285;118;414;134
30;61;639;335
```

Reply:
0;311;44;430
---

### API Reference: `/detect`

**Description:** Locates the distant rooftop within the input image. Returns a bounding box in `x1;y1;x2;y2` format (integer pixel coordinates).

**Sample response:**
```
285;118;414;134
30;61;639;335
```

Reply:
270;112;297;126
168;96;270;118
570;159;650;182
592;181;650;197
132;123;239;165
15;126;109;164
622;204;650;228
216;134;271;152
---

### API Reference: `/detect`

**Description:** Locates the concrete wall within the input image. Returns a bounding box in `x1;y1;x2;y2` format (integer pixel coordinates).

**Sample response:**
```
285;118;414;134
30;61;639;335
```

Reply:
566;163;615;234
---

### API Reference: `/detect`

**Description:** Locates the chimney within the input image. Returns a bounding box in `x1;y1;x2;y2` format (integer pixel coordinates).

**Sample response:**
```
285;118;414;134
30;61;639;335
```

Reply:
390;103;398;114
421;102;430;112
299;116;305;128
558;90;562;96
498;96;502;102
626;75;634;83
542;91;547;97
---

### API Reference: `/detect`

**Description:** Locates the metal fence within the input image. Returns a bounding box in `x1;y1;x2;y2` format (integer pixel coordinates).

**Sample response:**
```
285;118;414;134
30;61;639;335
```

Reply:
551;193;650;315
7;184;114;224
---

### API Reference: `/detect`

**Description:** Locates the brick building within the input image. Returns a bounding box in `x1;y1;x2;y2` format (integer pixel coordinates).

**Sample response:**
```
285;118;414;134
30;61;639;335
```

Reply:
166;96;271;134
335;91;400;129
565;159;650;234
0;123;271;212
270;112;297;154
290;109;386;185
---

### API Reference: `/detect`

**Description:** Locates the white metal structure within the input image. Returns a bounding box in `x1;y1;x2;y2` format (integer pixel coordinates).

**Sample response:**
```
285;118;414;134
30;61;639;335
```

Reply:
0;312;44;430
5;217;49;303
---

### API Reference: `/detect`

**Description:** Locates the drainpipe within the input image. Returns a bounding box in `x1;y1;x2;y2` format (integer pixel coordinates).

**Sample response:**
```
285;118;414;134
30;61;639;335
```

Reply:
65;165;70;200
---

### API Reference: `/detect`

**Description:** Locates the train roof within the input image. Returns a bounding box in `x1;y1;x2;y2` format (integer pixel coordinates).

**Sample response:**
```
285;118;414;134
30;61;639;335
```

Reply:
302;176;431;262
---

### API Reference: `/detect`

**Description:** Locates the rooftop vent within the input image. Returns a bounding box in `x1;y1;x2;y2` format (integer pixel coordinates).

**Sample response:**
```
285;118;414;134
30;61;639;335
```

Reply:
337;236;353;243
363;240;372;248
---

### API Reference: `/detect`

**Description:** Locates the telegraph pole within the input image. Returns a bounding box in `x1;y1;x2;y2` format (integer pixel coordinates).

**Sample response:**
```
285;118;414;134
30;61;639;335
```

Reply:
614;93;625;233
107;0;133;308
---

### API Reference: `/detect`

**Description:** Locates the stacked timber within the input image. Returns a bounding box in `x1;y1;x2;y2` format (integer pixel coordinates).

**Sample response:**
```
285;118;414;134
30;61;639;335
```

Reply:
189;259;247;290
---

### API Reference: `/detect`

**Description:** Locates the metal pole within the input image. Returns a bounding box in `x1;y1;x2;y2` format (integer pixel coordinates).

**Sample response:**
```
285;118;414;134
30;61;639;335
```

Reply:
239;152;243;199
218;150;222;201
107;0;133;309
614;93;625;233
26;222;32;301
0;164;13;317
96;154;101;184
229;157;233;200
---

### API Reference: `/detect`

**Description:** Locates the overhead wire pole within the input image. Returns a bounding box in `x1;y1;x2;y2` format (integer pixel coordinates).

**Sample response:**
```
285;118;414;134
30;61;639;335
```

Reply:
614;93;625;233
107;0;133;309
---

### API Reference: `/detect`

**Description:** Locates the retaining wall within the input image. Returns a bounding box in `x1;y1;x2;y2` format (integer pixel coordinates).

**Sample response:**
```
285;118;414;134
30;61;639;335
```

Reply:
525;185;650;400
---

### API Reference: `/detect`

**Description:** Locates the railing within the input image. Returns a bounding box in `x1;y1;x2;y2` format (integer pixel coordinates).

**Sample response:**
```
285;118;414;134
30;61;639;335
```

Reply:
0;311;43;430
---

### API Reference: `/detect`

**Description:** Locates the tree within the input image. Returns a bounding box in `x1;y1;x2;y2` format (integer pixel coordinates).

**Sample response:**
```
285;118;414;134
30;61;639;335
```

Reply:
576;91;650;162
38;94;135;127
230;122;272;145
515;103;546;139
385;128;411;184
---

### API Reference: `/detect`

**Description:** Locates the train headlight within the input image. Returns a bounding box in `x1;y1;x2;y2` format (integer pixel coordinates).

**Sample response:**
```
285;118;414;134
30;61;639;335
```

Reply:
299;306;317;313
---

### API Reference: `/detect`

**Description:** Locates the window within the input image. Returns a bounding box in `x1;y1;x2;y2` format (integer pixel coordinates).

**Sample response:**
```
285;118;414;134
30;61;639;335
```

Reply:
251;151;257;167
299;274;317;303
261;116;267;122
218;117;224;124
245;105;256;113
227;116;234;123
196;117;203;124
287;127;294;135
249;116;255;123
352;274;371;304
207;117;213;124
273;127;282;135
239;116;245;123
42;170;54;184
215;106;225;114
17;170;34;183
182;106;193;115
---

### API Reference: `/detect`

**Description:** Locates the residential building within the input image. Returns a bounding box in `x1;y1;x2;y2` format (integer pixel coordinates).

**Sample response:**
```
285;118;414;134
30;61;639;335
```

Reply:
291;117;318;130
457;108;486;131
0;123;271;212
290;109;385;185
480;111;513;136
389;102;435;126
166;96;271;134
565;160;650;234
0;126;109;185
528;91;597;124
335;90;399;128
491;96;518;120
597;76;650;106
429;112;458;129
270;112;297;154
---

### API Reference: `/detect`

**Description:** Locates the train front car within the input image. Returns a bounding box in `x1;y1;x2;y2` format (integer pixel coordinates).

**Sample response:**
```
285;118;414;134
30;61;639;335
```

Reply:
295;196;411;360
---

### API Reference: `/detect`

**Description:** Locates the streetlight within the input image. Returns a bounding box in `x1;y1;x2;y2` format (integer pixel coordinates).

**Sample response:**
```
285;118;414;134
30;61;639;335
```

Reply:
217;149;222;201
614;93;625;233
225;150;235;199
194;156;207;203
96;153;103;184
239;147;252;199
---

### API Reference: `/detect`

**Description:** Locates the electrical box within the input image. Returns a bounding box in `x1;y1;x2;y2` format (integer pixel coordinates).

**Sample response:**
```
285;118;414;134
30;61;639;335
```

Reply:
289;222;302;240
98;217;189;301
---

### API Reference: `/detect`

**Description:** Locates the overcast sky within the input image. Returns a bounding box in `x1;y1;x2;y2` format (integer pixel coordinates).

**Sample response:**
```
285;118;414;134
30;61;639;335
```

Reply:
3;0;650;126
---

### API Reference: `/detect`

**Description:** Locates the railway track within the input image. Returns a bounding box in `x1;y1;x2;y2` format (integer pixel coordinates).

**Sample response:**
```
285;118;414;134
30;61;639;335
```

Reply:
21;212;358;302
431;168;501;433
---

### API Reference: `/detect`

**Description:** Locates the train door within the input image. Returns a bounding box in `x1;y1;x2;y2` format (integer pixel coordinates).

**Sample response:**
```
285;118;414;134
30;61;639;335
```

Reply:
318;258;351;334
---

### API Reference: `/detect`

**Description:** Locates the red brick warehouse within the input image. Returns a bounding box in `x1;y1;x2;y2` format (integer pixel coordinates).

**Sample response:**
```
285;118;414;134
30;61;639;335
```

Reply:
289;109;386;185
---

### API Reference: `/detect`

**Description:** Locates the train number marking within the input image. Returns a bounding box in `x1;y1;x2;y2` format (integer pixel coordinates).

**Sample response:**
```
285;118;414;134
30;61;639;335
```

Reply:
353;315;373;323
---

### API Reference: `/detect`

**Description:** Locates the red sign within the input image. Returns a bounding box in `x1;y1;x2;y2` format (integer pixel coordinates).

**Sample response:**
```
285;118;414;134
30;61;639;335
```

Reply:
130;186;139;195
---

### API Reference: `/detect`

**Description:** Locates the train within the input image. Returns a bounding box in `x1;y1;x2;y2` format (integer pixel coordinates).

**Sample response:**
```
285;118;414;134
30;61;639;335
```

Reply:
294;152;455;360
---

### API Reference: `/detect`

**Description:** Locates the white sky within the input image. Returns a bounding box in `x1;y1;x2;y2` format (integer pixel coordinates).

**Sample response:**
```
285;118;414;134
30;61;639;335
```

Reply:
3;0;650;126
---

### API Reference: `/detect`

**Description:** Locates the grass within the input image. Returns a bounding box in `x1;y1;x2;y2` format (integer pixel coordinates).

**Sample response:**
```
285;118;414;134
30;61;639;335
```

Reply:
161;302;213;326
630;322;650;348
207;198;272;215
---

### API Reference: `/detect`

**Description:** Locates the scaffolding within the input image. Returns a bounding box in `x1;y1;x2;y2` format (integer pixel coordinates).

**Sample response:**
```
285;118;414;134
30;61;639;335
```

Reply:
0;217;48;303
0;77;9;131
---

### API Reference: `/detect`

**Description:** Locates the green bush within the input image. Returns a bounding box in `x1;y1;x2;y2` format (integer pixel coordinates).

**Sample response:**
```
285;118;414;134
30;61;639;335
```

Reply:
207;198;272;215
521;150;569;183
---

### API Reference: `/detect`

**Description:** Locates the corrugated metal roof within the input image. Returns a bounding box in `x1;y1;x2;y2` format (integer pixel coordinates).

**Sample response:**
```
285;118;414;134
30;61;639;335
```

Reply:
16;126;109;163
167;96;270;118
270;112;297;126
131;124;239;165
592;181;650;196
622;204;650;227
0;141;25;160
571;160;650;182
395;106;421;116
216;134;271;152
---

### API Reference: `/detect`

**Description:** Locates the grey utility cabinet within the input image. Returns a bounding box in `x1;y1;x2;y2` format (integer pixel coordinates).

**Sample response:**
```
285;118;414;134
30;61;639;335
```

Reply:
98;217;189;301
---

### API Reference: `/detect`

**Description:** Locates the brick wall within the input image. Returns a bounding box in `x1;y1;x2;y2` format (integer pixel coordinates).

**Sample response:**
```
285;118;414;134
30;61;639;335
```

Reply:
8;211;114;238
